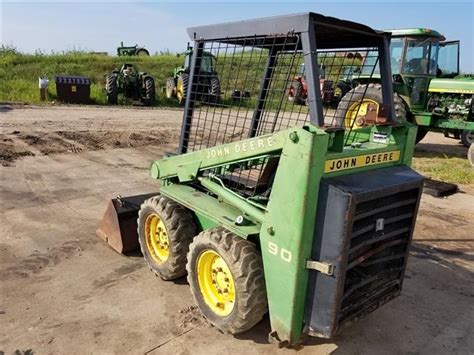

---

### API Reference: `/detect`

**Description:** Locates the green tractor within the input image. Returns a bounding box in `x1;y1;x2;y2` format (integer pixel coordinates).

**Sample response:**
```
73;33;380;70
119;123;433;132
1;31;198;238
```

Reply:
116;41;150;56
97;13;426;346
105;64;155;106
165;45;221;105
337;28;474;150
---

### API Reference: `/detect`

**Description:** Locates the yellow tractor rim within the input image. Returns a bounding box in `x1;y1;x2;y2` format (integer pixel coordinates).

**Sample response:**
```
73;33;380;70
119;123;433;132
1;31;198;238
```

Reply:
344;99;379;128
176;79;183;103
144;213;170;263
197;250;236;317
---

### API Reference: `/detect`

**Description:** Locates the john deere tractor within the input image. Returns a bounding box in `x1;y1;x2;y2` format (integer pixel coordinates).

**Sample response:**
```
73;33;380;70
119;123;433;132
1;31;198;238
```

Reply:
117;41;150;56
166;45;221;104
337;28;474;150
106;64;155;106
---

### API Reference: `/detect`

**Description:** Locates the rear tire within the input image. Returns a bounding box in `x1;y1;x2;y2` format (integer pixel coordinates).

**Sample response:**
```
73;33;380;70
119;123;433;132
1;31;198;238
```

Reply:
186;227;267;334
138;195;196;280
460;130;473;148
143;77;155;106
106;74;118;105
166;77;176;99
335;83;407;128
136;49;150;56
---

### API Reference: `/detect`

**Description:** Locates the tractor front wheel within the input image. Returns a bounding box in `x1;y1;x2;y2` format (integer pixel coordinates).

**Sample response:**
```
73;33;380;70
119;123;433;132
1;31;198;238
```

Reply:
288;80;305;105
137;195;196;280
143;77;155;106
186;228;267;334
176;73;189;105
166;77;176;99
106;75;118;105
460;130;473;148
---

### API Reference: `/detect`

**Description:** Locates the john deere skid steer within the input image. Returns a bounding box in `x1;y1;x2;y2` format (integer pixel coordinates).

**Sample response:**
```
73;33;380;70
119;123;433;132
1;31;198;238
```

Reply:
97;13;424;345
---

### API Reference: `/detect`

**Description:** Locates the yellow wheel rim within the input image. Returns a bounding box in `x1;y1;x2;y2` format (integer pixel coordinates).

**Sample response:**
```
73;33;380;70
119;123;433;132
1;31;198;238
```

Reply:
197;250;235;317
344;99;379;129
177;79;183;103
144;213;170;263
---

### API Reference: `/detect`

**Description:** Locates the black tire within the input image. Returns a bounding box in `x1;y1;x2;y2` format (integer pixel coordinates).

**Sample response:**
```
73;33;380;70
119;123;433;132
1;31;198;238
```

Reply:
460;130;473;148
288;80;305;105
106;74;118;105
137;195;197;280
186;227;267;334
335;83;407;128
177;73;189;105
165;77;176;99
415;127;429;144
143;77;155;106
211;76;221;95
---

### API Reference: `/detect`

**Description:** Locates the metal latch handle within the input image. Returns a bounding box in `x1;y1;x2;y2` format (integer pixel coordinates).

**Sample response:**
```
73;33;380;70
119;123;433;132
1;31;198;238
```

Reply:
306;260;334;276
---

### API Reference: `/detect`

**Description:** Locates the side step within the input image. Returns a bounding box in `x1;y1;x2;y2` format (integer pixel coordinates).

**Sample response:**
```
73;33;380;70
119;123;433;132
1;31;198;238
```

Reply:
423;179;458;198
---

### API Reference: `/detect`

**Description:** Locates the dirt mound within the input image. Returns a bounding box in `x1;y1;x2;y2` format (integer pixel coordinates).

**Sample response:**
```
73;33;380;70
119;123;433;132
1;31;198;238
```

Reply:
1;129;177;166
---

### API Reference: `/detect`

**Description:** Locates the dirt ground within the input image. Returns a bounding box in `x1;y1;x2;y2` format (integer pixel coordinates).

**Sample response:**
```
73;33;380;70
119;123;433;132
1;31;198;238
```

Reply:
1;105;473;354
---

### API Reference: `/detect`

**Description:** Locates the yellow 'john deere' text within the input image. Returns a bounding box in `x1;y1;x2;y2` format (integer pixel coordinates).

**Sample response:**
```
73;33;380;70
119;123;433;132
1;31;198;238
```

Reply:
325;150;401;173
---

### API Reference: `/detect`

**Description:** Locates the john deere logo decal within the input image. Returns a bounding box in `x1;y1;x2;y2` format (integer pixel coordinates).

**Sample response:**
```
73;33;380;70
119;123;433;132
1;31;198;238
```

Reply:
325;150;400;173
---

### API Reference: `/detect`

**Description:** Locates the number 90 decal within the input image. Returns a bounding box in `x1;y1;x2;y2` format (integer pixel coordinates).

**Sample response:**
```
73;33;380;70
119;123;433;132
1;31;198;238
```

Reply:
268;242;292;263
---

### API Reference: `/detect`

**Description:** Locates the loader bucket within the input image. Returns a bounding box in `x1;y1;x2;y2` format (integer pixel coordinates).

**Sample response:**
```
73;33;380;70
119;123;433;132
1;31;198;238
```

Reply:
96;193;157;254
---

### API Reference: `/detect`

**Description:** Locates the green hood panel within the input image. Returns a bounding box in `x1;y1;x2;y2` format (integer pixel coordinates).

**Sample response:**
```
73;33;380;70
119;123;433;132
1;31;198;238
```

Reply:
429;77;474;94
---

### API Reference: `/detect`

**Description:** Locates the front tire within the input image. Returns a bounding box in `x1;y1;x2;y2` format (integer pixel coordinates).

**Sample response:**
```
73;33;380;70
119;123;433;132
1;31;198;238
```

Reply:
143;77;155;106
106;74;118;105
186;228;267;334
166;77;176;99
176;73;189;105
288;80;305;105
137;195;196;280
460;130;473;148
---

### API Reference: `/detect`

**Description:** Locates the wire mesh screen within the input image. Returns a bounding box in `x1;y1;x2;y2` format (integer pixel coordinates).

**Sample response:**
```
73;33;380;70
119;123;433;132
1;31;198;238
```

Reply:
182;36;382;152
181;34;382;196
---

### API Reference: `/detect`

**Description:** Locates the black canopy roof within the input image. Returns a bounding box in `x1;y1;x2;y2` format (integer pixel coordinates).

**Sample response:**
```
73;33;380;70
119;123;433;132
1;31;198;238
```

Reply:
187;12;387;49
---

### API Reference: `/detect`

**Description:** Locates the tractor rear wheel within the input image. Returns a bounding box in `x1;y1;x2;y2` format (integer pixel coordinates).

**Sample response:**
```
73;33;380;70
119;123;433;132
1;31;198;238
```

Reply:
137;195;196;280
186;227;267;334
106;75;118;105
177;73;189;105
460;130;473;148
143;77;155;106
166;77;176;99
335;83;406;128
136;49;150;56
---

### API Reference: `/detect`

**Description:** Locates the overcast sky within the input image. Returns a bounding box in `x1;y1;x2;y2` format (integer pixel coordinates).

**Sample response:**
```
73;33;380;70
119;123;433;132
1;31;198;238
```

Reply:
2;1;473;71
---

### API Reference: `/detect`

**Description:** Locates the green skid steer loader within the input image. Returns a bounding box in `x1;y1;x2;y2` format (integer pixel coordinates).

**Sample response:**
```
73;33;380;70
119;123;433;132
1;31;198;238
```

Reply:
97;13;425;346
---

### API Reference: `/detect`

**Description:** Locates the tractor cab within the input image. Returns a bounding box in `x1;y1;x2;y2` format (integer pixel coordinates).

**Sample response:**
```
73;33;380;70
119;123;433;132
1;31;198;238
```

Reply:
183;50;216;74
386;28;460;109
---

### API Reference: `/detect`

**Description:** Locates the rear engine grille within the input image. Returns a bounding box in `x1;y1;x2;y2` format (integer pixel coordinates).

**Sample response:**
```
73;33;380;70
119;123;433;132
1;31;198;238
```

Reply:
339;188;419;324
304;166;424;339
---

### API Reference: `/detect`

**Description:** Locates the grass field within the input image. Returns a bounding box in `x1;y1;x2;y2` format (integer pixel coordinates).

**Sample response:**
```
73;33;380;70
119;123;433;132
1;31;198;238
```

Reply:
0;46;183;105
412;151;474;185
